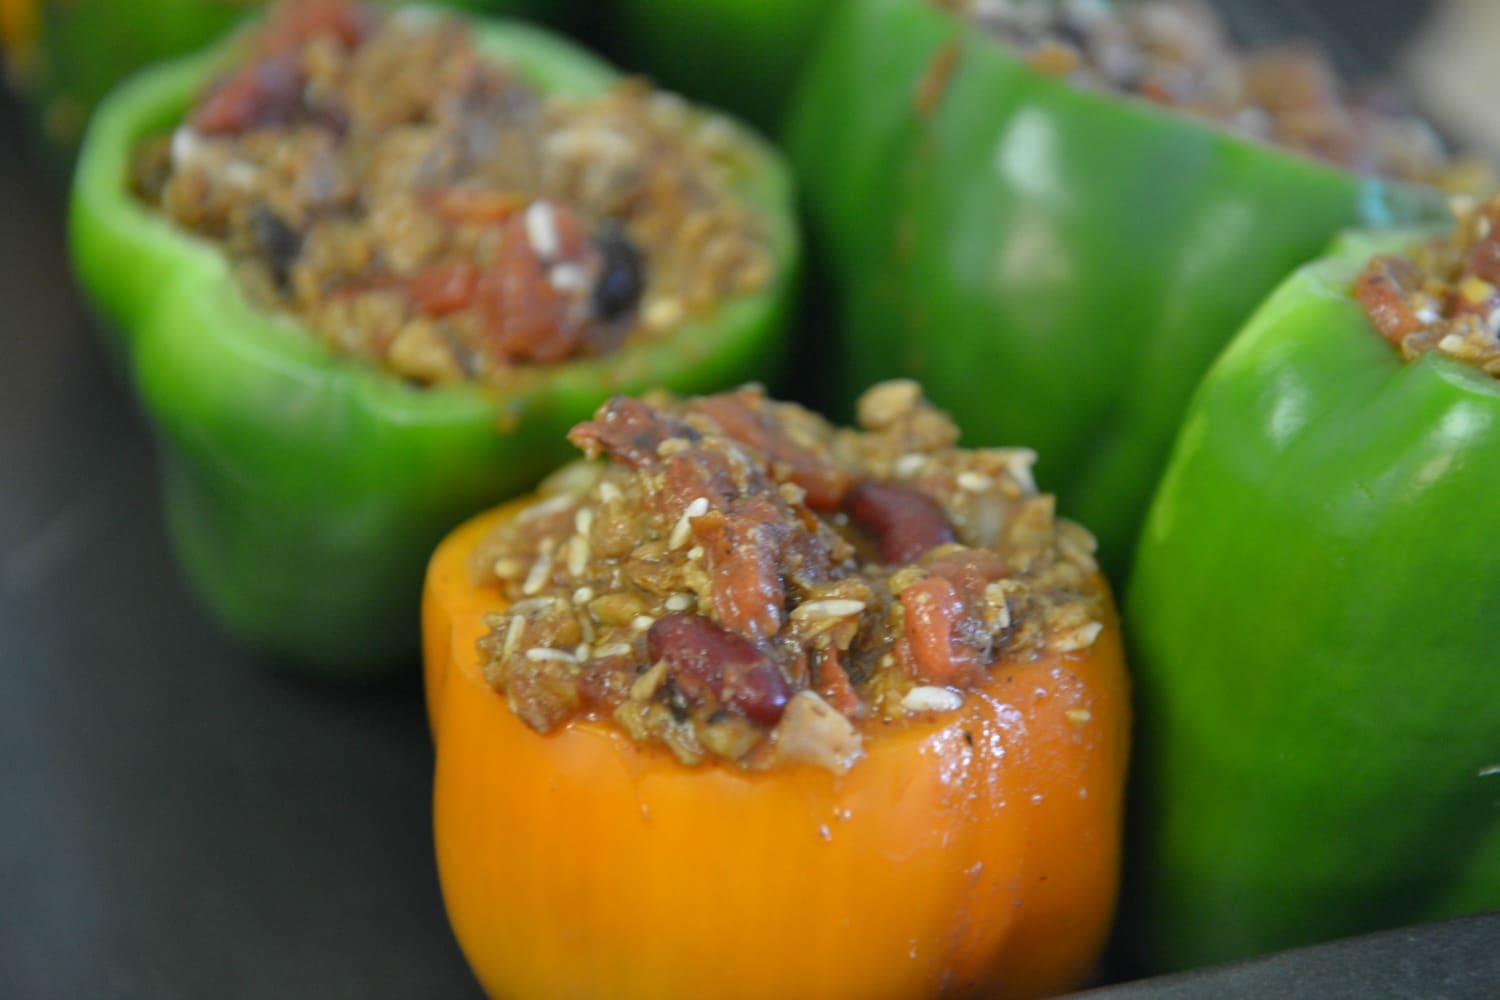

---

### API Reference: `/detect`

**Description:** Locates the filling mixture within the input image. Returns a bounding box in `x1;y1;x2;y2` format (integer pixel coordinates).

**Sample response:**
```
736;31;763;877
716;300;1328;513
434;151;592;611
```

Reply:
471;382;1106;773
131;0;774;386
938;0;1450;183
1355;196;1500;375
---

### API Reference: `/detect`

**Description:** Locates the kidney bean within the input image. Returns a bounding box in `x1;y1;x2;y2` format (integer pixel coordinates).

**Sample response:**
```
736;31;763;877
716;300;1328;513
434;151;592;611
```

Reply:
648;614;790;726
192;54;304;135
845;481;955;564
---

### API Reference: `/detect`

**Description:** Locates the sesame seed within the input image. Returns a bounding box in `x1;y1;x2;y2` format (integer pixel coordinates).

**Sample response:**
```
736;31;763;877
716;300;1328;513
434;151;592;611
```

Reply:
686;546;704;561
893;453;927;478
520;493;575;521
630;659;668;701
550;263;588;292
792;599;868;619
1460;275;1495;305
1007;451;1039;494
664;594;693;612
598;482;622;503
170;127;203;169
632;615;656;632
492;558;524;579
902;686;965;713
669;497;710;551
525;199;560;261
566;535;590;577
501;615;525;658
644;297;684;331
573;586;594;605
574;507;594;536
594;643;633;659
1053;621;1104;652
222;159;259;191
958;471;995;492
575;643;591;662
521;550;554;596
525;647;577;664
1066;708;1093;725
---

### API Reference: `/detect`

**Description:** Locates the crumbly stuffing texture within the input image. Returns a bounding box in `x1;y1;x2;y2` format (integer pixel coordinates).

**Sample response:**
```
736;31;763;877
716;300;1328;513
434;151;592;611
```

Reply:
1355;197;1500;376
130;0;773;386
937;0;1451;184
472;382;1105;773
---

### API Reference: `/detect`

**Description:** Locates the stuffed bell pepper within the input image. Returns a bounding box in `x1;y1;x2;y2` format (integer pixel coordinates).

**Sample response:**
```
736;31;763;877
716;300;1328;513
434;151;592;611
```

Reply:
425;381;1130;999
69;0;798;671
1124;197;1500;972
788;0;1457;578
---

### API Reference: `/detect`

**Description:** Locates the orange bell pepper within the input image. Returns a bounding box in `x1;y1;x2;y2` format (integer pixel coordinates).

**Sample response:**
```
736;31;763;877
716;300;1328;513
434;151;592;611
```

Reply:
424;501;1130;1000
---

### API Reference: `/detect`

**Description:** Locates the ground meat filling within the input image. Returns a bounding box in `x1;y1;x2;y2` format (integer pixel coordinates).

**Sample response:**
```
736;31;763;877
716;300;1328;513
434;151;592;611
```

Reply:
472;382;1105;773
130;0;774;386
937;0;1449;183
1355;197;1500;376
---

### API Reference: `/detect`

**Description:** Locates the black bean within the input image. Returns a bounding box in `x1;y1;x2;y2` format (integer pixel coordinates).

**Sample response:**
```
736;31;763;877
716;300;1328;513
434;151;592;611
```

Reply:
591;221;645;322
249;204;302;289
648;613;790;726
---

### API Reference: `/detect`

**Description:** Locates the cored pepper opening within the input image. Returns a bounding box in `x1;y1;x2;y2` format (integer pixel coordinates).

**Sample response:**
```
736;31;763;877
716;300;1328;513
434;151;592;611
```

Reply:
1124;202;1500;972
788;0;1454;582
424;382;1131;998
70;1;799;672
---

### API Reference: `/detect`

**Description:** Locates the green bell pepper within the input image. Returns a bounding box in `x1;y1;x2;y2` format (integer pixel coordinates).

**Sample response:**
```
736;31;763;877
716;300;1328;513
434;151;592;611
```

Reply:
69;9;799;675
787;0;1445;579
1;0;539;154
603;0;840;132
1123;226;1500;972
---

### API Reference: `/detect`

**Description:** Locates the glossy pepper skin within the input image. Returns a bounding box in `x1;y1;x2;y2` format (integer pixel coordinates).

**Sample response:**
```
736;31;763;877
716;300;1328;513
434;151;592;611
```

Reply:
786;0;1445;580
0;0;538;154
1124;228;1500;972
69;15;799;673
604;0;840;132
425;501;1131;1000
